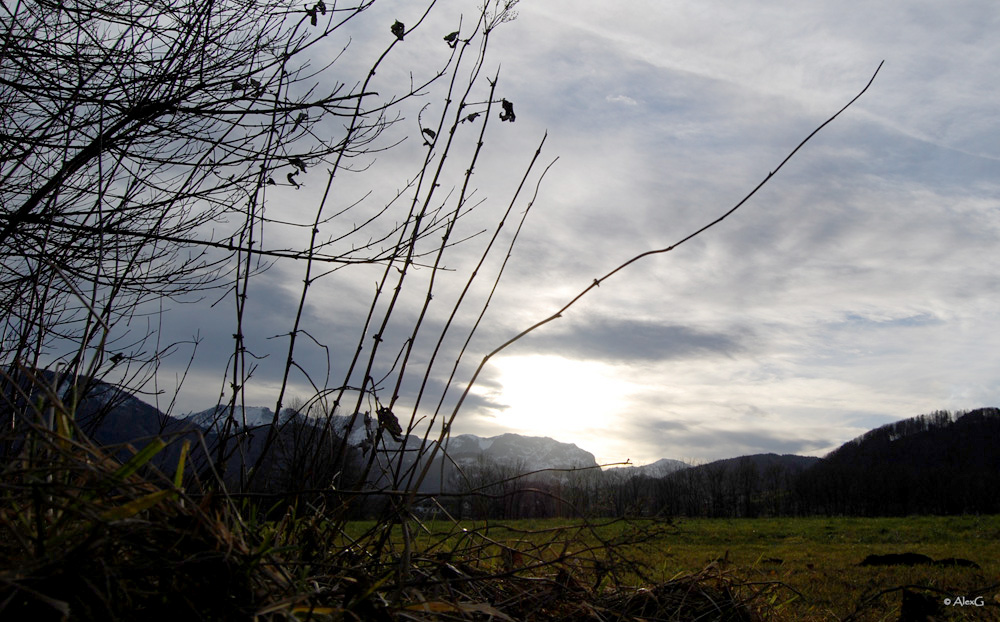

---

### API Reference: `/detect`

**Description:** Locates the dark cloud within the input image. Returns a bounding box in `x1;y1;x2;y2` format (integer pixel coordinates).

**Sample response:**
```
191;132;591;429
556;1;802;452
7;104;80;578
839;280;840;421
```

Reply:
707;429;832;456
601;408;838;463
628;425;832;463
648;419;690;433
516;315;748;362
832;312;944;332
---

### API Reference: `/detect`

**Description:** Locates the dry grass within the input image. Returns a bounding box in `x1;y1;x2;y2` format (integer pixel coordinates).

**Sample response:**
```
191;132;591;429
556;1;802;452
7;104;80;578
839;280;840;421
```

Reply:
0;406;299;619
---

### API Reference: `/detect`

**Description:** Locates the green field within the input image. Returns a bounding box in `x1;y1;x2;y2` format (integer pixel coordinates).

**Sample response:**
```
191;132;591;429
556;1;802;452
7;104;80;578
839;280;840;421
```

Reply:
349;515;1000;621
637;515;999;620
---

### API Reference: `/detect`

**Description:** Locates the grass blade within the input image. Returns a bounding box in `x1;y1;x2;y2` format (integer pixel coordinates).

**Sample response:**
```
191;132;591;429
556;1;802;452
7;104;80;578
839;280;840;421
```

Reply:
111;438;167;481
174;439;191;490
100;489;173;521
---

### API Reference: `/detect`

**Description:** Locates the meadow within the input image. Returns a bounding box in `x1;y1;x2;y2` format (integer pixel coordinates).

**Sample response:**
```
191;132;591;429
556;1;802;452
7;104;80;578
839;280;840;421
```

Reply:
346;514;1000;621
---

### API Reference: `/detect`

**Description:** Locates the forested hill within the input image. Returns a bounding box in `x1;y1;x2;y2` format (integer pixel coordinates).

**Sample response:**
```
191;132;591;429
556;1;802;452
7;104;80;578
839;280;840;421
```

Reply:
797;408;1000;515
828;409;972;457
641;409;1000;518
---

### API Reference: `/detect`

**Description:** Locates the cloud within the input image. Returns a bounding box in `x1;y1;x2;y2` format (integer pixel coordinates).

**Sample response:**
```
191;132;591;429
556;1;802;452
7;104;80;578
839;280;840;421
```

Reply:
706;429;833;457
581;404;845;465
606;94;638;106
135;0;1000;468
515;315;748;363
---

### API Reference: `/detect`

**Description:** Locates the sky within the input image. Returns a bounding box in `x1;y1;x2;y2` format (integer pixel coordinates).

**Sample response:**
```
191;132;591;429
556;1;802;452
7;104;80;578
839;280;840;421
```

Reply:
143;0;1000;466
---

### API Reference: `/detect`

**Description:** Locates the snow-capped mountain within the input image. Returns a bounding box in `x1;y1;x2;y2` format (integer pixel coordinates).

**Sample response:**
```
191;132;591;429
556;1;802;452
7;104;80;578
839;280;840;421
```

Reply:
181;404;293;430
180;406;599;474
605;457;690;479
81;389;684;490
444;433;598;471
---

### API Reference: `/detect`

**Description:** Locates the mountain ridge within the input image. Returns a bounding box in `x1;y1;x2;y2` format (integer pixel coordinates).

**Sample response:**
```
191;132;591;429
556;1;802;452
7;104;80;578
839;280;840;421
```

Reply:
14;375;1000;517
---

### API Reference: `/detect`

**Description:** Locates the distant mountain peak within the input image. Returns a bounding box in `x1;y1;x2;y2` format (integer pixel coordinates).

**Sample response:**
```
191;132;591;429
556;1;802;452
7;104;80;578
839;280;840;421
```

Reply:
180;404;291;430
444;431;598;471
605;457;690;478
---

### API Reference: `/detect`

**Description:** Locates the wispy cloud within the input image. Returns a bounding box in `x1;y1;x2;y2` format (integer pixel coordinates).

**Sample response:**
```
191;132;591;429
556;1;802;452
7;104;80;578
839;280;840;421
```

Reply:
150;0;1000;466
606;94;638;106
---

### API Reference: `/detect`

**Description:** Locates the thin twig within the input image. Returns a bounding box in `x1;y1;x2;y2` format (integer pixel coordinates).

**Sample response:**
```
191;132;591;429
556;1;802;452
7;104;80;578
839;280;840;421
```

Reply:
447;60;885;433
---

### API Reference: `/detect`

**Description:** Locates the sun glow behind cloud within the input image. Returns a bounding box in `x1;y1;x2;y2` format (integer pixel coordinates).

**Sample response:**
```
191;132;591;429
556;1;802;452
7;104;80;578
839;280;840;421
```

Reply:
480;354;635;444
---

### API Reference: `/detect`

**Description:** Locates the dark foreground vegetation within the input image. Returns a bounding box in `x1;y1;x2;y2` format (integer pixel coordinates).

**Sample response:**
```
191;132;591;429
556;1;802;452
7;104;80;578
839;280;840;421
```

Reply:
0;392;776;620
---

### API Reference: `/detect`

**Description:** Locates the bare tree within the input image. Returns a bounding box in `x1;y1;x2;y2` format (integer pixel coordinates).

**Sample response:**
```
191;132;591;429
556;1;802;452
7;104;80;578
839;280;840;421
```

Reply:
1;0;398;389
0;0;550;525
233;0;537;501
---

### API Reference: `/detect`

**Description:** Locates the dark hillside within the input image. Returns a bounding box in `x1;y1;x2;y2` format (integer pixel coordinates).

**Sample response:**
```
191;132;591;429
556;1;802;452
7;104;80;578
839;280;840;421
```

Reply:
0;370;220;481
797;408;1000;515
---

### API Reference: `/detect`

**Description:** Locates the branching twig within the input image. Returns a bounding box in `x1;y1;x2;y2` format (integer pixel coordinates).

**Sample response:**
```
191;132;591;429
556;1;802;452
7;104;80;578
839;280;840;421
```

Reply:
447;60;885;434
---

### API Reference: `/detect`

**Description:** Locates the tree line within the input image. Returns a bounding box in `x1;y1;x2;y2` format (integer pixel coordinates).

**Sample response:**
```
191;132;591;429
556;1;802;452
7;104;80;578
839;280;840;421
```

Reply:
435;409;1000;520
